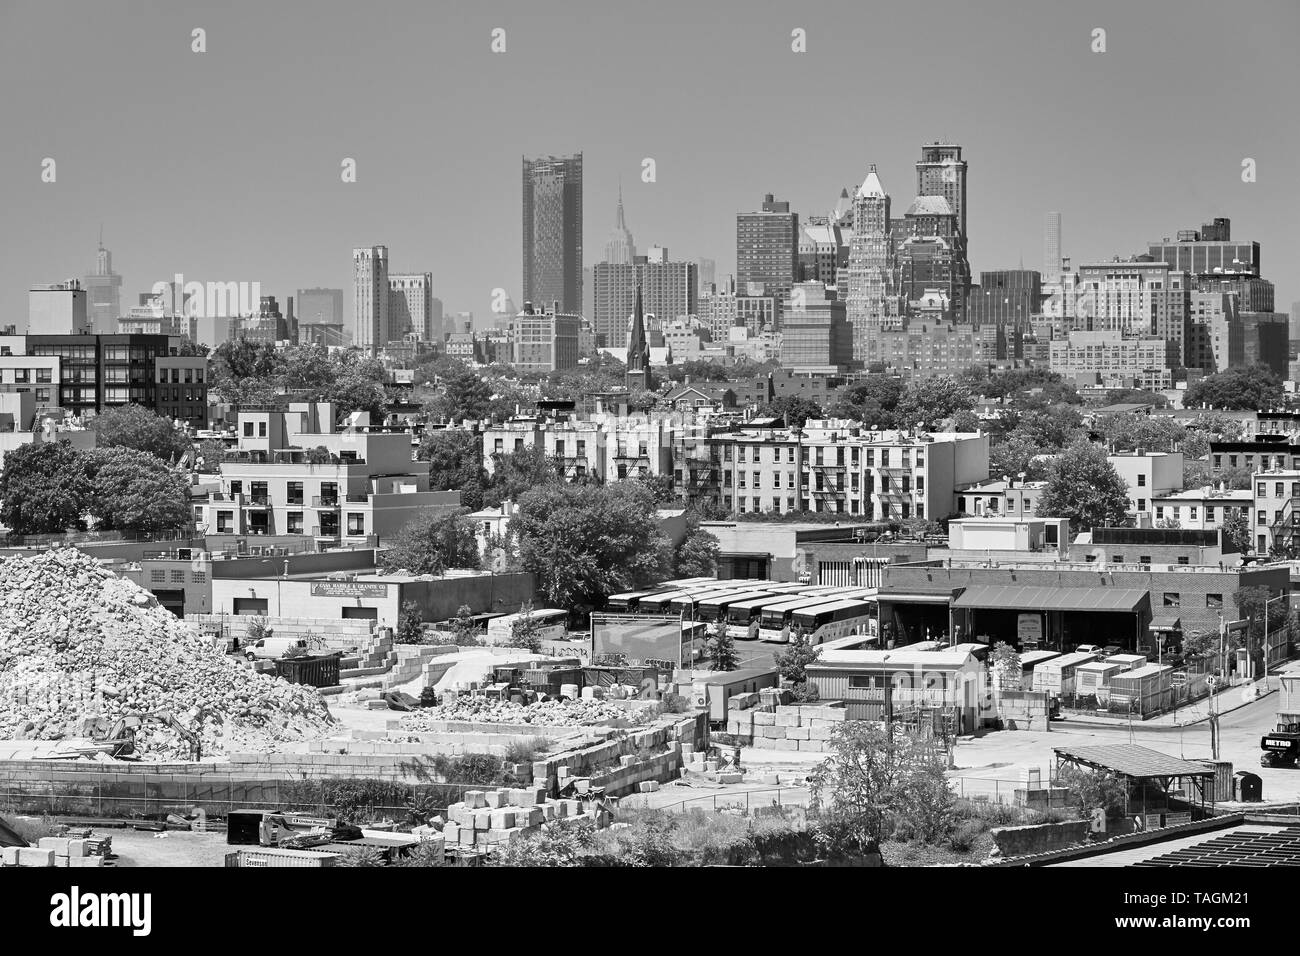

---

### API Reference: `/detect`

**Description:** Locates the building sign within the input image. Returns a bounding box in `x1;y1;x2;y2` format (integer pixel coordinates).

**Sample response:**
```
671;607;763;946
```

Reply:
1016;613;1042;647
310;582;389;599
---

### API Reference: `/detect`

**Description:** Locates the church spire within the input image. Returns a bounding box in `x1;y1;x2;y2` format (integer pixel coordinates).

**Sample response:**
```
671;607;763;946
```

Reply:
625;284;651;391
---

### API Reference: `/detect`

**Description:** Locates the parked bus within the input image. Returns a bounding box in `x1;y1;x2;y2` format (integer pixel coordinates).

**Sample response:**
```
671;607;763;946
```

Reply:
696;589;781;625
757;595;850;642
787;598;876;645
668;587;757;620
725;592;811;641
606;587;678;613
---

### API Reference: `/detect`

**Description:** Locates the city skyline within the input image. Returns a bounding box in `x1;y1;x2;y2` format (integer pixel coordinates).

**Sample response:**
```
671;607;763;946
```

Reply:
1;0;1298;331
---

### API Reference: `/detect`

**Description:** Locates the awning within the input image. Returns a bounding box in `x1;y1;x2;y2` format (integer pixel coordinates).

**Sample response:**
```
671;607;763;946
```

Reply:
875;592;953;605
952;585;1148;613
1149;612;1182;631
1054;744;1213;779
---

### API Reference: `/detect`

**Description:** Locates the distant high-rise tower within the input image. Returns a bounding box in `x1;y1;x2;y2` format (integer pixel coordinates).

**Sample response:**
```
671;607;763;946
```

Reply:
522;153;583;314
914;143;971;318
846;165;899;358
1043;211;1062;279
604;183;636;265
352;246;389;355
736;193;798;327
389;272;436;342
84;231;123;335
625;286;651;391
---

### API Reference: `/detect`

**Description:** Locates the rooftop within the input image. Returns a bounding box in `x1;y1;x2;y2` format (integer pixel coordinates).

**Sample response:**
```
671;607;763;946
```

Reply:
1053;743;1213;779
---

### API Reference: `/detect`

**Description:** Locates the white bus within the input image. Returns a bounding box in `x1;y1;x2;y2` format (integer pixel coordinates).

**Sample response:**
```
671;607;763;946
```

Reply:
787;598;877;646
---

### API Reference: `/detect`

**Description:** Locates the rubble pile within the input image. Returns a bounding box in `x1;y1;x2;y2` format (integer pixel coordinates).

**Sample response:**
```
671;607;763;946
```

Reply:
400;695;655;729
0;550;335;759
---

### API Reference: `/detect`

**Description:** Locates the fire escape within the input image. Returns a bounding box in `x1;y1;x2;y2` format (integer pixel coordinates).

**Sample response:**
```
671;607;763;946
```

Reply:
1269;480;1300;558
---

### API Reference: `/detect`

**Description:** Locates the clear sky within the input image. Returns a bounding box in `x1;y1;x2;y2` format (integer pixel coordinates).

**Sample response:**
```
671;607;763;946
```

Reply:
1;0;1297;330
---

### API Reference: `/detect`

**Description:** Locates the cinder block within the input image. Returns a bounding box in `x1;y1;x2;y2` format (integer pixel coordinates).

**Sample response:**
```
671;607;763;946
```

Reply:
473;810;492;831
18;848;56;867
775;711;801;728
752;711;776;727
786;727;810;741
442;822;460;844
485;790;505;809
489;810;515;829
38;837;71;854
464;790;486;809
807;725;832;740
1;846;19;866
526;807;544;827
69;855;104;868
775;739;800;752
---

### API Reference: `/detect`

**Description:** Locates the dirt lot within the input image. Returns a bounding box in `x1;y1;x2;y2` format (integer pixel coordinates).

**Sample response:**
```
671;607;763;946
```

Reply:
6;817;232;867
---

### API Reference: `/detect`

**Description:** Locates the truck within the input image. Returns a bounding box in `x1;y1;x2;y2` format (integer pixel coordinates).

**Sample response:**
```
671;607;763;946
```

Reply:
1261;721;1300;768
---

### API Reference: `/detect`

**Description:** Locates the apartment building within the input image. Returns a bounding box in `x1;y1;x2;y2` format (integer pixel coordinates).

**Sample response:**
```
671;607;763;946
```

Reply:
710;420;988;519
1252;469;1300;556
955;478;1046;518
481;415;678;484
1151;488;1251;531
1049;331;1179;391
1107;451;1183;520
196;402;458;544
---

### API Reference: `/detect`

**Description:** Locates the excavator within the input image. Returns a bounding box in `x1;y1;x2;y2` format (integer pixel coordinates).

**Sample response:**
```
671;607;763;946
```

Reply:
91;711;208;761
1261;720;1300;768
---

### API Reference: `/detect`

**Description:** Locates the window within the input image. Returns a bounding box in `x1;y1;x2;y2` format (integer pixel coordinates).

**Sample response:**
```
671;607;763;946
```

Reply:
1206;593;1223;608
1139;555;1151;564
1177;557;1189;565
287;512;304;534
1277;483;1285;498
1257;482;1266;496
35;368;51;384
346;513;365;536
191;572;206;584
1137;474;1146;487
229;481;242;496
1137;499;1146;511
171;570;186;584
13;369;29;384
244;422;254;437
1163;592;1180;607
1112;555;1125;564
287;482;304;505
150;570;166;583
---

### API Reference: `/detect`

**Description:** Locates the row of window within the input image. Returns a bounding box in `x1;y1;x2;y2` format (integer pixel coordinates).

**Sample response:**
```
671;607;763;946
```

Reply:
1;368;54;384
724;496;923;519
209;509;367;535
1257;481;1300;499
149;569;207;584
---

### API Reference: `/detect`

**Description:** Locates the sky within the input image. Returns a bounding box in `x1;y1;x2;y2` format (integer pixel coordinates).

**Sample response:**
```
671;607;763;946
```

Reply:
1;0;1297;331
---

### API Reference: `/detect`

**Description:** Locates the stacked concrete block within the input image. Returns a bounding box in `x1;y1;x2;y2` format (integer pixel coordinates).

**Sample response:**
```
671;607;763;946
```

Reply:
439;785;610;852
749;703;847;753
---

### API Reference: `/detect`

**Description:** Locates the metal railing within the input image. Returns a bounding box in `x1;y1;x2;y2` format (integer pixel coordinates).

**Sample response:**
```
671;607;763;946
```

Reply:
311;496;340;508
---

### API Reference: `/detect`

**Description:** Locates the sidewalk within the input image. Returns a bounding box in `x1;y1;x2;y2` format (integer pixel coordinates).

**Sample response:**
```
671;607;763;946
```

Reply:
1056;678;1276;730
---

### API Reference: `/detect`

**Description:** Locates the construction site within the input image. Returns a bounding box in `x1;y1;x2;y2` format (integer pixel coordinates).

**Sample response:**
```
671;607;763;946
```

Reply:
0;550;797;868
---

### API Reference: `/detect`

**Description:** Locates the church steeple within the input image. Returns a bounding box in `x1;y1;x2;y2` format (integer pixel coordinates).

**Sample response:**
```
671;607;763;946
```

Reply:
625;284;651;391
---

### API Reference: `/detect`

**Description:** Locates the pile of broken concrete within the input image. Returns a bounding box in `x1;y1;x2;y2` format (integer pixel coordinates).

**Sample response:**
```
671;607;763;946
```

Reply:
400;695;656;729
0;549;334;759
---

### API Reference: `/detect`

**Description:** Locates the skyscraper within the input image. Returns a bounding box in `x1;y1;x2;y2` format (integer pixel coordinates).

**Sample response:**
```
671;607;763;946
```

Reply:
736;193;798;327
1043;211;1062;279
84;233;123;335
522;153;583;314
846;165;899;358
389;272;436;342
913;143;971;318
352;246;389;355
592;250;696;349
604;184;636;265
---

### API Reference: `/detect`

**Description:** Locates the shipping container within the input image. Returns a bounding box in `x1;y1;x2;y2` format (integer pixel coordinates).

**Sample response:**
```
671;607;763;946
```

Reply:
1074;661;1124;702
231;847;340;867
1032;651;1098;696
1108;663;1174;715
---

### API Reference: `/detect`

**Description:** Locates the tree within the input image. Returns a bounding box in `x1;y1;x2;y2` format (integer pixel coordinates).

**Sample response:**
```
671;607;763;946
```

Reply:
449;604;481;646
1103;388;1168;408
1035;440;1132;532
418;429;488;510
988;433;1052;483
512;482;672;608
380;510;482;575
489;819;597;867
829;375;905;426
761;396;822;429
991;641;1022;691
397;600;425;644
0;440;91;534
1056;764;1128;820
424;363;496;422
90;404;193;462
508;601;544;652
895;376;974;429
808;722;955;857
86;447;193;533
1095;413;1186;454
1183;365;1285;412
705;619;739;671
673;514;720;578
486;444;562;508
195;438;226;474
773;633;821;686
1221;507;1252;555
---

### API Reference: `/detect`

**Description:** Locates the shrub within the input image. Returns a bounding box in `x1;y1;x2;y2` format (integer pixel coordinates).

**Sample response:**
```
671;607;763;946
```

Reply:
948;819;985;853
504;737;551;765
245;618;273;642
336;846;385;867
418;686;440;708
790;681;820;703
658;692;692;714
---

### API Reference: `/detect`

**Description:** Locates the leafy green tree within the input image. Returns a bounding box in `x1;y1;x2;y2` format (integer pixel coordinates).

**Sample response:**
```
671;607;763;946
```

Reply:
632;473;678;506
486;444;562;507
1183;364;1285;411
397;600;425;643
1221;507;1252;555
448;604;481;646
991;641;1022;691
1095;413;1186;454
705;619;740;671
663;359;730;383
988;433;1051;483
195;438;226;474
507;601;544;652
417;428;488;510
1103;388;1168;408
761;396;822;428
773;633;821;685
424;363;496;422
1056;764;1128;820
1013;405;1087;449
90;404;193;461
380;509;482;575
673;515;720;578
1035;441;1132;532
86;447;193;533
0;440;91;534
512;482;672;608
980;367;1081;406
829;375;905;426
895;376;974;429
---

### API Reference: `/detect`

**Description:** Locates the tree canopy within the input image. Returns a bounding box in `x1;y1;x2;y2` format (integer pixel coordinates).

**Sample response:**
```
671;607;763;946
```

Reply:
1183;365;1285;412
1035;440;1132;532
90;404;193;462
380;509;482;575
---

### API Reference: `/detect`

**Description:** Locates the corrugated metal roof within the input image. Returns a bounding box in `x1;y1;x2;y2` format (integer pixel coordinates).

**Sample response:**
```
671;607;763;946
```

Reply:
952;585;1148;613
1053;744;1212;779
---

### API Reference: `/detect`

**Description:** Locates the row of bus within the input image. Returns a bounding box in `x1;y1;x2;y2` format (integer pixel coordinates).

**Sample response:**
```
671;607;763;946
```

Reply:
606;577;878;646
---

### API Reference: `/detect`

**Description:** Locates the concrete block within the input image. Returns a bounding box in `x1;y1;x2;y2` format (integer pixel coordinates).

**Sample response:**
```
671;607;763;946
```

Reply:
472;810;492;831
69;855;104;868
752;711;776;727
39;837;71;854
717;772;744;784
526;807;544;827
1;846;19;866
464;790;486;809
786;726;810;741
542;802;557;821
485;790;505;809
19;848;56;867
489;810;515;829
776;711;801;728
775;739;800;752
